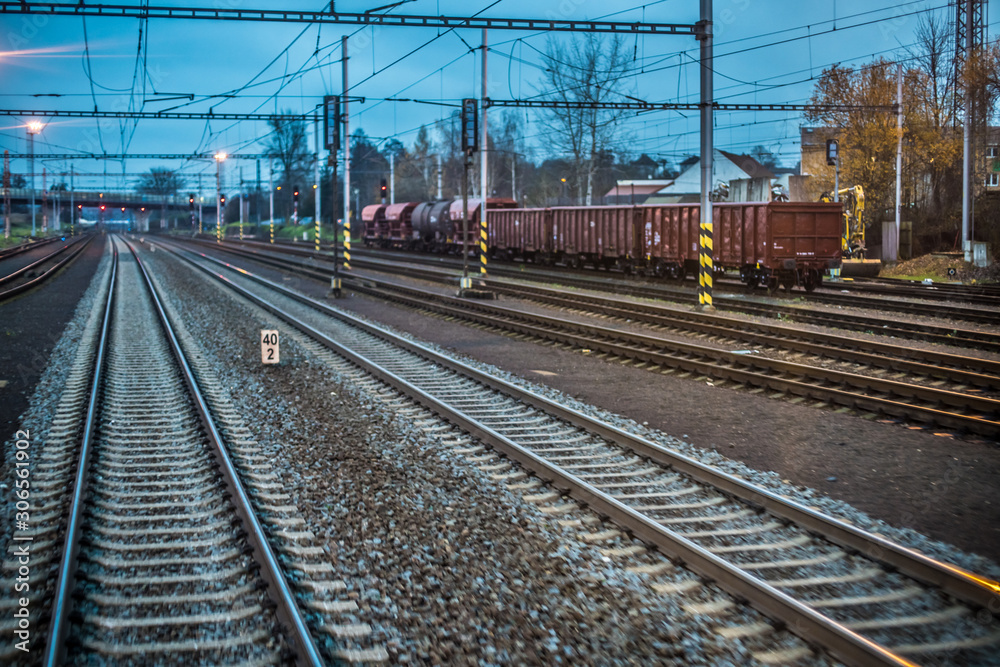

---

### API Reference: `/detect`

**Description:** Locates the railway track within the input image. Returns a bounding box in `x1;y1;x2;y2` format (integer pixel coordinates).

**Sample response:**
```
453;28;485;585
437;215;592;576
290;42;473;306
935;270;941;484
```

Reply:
0;235;64;260
200;238;1000;352
0;235;390;664
843;276;1000;308
177;240;1000;439
221;238;1000;327
0;234;92;301
42;235;322;664
155;239;1000;667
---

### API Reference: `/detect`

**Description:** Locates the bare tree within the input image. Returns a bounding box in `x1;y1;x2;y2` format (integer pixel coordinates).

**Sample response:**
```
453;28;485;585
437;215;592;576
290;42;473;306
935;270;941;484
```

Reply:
264;113;312;220
537;34;633;205
906;12;962;222
136;166;184;197
264;110;313;186
136;167;184;228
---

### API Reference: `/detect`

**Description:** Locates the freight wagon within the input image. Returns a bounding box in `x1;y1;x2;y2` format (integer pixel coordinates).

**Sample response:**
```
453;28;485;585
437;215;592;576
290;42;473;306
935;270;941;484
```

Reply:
485;201;843;292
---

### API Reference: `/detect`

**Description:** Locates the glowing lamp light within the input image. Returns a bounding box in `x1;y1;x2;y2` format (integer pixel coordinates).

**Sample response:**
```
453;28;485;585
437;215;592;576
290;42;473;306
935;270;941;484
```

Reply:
214;152;227;162
27;120;43;134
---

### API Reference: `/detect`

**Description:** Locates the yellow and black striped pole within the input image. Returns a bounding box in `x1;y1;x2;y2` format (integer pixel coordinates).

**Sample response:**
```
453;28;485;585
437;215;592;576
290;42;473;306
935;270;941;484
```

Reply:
270;220;274;244
343;213;351;270
479;215;488;276
697;0;714;311
699;215;714;309
315;215;320;252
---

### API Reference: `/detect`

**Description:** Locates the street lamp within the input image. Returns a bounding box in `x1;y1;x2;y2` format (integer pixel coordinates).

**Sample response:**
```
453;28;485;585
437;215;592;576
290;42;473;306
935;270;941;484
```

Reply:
215;152;227;243
27;121;43;236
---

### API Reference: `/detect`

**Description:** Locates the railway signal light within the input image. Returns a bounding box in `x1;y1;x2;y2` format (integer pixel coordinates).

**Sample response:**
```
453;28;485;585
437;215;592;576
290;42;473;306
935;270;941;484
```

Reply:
189;193;195;208
379;179;387;198
826;139;838;166
293;186;299;204
99;204;105;211
461;98;478;154
324;95;341;151
220;194;226;207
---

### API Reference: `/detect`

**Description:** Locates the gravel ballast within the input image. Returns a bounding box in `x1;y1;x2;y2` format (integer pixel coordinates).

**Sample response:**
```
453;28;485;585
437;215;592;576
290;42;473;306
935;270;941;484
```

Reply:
177;240;1000;569
140;243;841;665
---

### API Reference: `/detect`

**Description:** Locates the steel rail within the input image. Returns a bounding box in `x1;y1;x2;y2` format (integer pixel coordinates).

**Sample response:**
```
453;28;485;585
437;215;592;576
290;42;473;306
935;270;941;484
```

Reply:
0;239;72;286
181;237;1000;353
222;238;1000;338
0;235;92;301
178;235;1000;436
351;247;1000;349
170;238;1000;435
184;237;1000;388
121;237;325;667
161;241;1000;667
344;277;1000;436
43;240;117;666
475;280;1000;387
0;234;63;259
824;278;1000;309
42;238;323;666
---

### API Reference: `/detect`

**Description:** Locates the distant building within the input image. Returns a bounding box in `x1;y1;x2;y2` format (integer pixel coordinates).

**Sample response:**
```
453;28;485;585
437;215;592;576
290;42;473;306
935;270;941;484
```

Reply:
797;126;841;202
603;180;674;205
640;150;773;204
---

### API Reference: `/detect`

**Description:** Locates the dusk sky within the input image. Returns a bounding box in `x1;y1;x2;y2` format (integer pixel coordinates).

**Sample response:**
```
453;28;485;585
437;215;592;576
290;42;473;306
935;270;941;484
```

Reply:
1;0;997;196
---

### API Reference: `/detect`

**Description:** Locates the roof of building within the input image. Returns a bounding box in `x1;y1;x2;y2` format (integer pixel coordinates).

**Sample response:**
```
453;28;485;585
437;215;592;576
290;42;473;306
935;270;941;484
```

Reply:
604;181;674;197
718;150;775;179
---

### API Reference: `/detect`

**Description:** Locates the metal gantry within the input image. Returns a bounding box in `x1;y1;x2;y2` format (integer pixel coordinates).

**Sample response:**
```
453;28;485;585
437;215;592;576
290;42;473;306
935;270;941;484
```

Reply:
0;2;697;33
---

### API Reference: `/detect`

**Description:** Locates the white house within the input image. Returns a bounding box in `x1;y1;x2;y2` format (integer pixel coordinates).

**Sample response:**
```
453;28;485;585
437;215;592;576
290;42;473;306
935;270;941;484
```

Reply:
644;150;774;204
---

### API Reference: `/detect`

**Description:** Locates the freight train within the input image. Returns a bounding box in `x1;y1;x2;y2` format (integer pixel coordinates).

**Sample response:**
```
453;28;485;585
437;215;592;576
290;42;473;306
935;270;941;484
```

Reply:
362;199;844;292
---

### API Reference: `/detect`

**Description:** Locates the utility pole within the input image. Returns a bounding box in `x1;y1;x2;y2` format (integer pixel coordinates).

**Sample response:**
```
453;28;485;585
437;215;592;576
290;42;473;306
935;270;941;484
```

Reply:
2;151;8;240
327;94;341;297
342;35;351;270
268;159;274;244
894;62;902;262
460;98;478;292
511;153;516;202
389;151;395;205
42;167;47;234
238;167;244;241
697;0;714;310
436;154;443;199
480;28;489;277
256;158;262;226
314;112;321;246
68;165;73;236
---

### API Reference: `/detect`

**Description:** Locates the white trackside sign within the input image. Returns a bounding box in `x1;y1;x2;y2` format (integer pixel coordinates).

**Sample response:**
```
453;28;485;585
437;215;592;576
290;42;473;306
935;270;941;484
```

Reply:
261;330;279;364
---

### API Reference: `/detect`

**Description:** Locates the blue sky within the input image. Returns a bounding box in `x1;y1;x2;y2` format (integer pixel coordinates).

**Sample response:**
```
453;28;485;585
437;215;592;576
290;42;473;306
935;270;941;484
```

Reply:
1;0;997;195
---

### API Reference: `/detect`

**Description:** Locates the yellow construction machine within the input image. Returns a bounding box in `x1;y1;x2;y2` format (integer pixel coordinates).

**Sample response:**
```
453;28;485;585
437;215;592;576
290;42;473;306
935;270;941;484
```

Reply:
819;185;882;278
